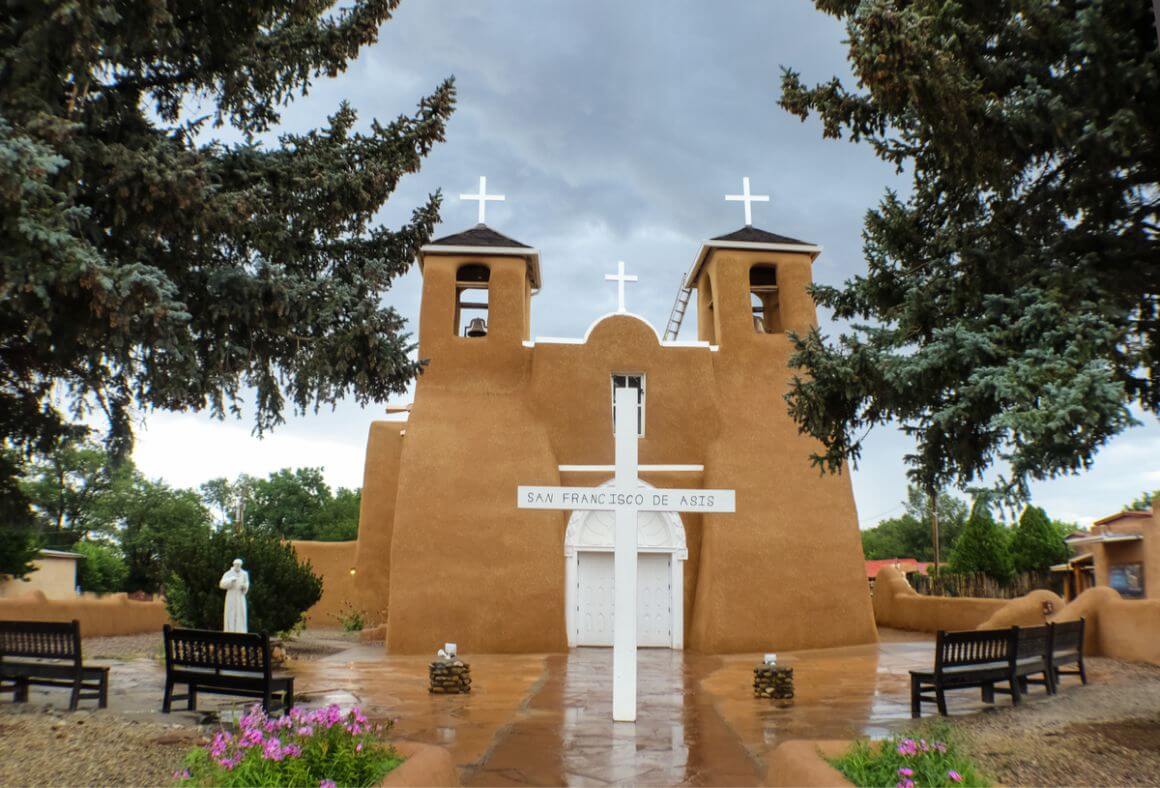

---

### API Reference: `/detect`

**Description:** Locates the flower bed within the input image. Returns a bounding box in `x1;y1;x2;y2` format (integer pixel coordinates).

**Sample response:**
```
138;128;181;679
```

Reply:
829;730;988;788
178;705;402;787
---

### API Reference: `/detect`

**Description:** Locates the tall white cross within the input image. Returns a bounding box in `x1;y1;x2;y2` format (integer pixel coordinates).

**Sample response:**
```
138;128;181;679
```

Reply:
725;176;770;226
460;176;505;224
517;388;736;722
604;260;638;314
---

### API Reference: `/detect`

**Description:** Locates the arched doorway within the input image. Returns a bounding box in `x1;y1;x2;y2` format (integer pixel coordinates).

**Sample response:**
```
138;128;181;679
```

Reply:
564;479;687;649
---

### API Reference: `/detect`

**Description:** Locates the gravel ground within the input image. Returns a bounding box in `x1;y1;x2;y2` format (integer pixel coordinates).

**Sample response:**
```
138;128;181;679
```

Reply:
924;659;1160;787
83;632;165;661
0;707;204;787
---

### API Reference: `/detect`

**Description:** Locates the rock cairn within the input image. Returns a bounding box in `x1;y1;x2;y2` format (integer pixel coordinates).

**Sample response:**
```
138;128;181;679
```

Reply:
753;665;793;704
429;659;472;694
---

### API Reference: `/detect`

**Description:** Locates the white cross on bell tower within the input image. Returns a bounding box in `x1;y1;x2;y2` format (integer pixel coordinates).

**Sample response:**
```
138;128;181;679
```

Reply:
460;176;505;224
725;176;770;226
605;260;638;314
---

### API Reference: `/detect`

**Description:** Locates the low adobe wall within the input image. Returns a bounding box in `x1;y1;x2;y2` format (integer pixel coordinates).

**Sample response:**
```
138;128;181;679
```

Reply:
875;567;1160;665
872;567;1013;631
290;540;359;628
0;590;169;637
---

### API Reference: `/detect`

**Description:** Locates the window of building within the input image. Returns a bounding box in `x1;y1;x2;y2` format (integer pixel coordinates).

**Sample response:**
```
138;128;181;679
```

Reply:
749;264;781;333
455;263;490;337
611;374;645;436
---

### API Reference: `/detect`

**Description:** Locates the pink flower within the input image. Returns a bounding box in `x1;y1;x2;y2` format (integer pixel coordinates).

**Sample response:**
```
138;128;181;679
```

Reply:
356;743;363;752
172;769;191;780
284;744;302;759
320;781;337;788
935;742;948;753
262;737;285;761
897;767;914;777
239;727;264;748
297;725;315;737
895;780;915;788
948;770;964;783
896;738;919;757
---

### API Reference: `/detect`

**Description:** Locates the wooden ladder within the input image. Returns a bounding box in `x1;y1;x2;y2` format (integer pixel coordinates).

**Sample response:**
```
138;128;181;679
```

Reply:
662;274;692;341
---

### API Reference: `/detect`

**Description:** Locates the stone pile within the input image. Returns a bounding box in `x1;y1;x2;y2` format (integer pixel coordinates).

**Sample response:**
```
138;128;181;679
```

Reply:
429;659;472;694
753;665;793;704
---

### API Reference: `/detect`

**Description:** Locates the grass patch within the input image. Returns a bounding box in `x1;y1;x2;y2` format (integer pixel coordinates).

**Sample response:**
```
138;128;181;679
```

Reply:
829;723;989;787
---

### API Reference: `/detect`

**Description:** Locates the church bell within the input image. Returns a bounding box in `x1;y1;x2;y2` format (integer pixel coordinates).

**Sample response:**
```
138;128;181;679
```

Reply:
465;317;488;337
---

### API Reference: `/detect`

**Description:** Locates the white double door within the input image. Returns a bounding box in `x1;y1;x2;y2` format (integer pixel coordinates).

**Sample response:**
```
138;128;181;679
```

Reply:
575;551;672;647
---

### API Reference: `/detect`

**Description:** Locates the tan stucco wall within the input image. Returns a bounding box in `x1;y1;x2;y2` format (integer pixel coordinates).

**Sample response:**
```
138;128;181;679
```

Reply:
0;555;78;600
875;567;1160;665
291;540;359;628
316;244;876;654
765;740;853;787
0;591;169;637
1088;509;1157;599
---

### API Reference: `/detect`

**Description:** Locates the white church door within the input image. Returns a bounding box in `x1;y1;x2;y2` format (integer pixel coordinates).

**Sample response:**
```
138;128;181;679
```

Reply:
575;551;673;647
564;480;687;650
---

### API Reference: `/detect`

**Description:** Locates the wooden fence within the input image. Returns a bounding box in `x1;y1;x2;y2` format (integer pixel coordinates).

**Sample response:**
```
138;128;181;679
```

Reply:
909;570;1063;599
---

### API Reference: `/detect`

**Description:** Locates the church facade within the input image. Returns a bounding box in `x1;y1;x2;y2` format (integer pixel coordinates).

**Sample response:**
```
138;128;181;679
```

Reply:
299;220;878;654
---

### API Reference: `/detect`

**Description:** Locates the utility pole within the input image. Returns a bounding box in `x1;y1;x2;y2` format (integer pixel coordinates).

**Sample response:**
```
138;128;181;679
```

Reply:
929;487;941;578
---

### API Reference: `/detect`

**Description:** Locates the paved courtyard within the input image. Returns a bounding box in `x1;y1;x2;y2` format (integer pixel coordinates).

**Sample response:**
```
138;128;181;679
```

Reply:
2;629;1155;785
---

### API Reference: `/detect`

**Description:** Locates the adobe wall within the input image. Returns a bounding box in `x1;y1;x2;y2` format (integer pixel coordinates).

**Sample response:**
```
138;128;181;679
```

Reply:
872;568;1010;632
290;540;359;628
875;566;1160;665
352;421;406;626
0;556;77;600
0;591;170;637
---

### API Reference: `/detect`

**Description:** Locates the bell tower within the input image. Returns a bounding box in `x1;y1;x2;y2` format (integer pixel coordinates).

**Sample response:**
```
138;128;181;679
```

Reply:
686;226;822;347
416;224;541;383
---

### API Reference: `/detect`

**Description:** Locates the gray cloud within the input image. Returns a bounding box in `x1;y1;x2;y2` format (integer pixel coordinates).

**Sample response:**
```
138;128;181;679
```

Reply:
139;0;1158;526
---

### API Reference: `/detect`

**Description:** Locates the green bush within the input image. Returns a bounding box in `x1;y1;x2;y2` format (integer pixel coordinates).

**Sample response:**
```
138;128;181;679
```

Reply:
74;541;128;593
179;704;401;787
338;602;366;632
830;730;988;787
948;498;1013;584
1010;505;1069;574
164;529;322;635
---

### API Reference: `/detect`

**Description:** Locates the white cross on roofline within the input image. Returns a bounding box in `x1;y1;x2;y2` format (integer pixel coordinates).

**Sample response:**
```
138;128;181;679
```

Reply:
517;388;736;722
460;176;505;224
725;176;770;226
604;260;638;314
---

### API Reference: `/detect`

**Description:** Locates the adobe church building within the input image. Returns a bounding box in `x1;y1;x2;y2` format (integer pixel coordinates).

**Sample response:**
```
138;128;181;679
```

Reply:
296;216;878;655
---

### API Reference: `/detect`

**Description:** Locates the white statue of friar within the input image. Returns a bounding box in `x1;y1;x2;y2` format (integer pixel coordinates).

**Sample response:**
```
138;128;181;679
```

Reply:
219;558;250;633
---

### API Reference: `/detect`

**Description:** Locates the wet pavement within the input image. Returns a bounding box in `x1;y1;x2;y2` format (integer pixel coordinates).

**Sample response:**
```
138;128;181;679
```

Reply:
1;629;1083;786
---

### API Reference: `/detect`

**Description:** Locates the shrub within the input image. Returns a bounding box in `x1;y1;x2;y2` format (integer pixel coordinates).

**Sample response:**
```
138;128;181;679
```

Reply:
1010;505;1069;574
75;541;128;593
338;602;366;632
179;704;401;787
164;528;322;635
948;498;1013;584
830;731;988;787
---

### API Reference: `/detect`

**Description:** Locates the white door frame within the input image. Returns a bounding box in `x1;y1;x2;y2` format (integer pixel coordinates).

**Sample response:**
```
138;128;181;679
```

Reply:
564;479;687;650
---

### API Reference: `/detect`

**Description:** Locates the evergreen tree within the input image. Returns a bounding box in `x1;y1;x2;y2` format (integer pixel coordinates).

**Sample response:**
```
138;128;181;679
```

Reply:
1;1;454;520
1126;490;1156;511
74;541;129;594
1010;505;1069;573
779;0;1159;496
949;498;1013;583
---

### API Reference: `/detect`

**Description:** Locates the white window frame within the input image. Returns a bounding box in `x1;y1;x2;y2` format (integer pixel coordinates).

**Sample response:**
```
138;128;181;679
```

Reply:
611;373;645;436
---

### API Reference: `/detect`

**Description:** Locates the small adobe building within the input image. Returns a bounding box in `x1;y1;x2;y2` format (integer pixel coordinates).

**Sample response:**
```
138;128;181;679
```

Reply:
1061;504;1158;600
299;219;878;654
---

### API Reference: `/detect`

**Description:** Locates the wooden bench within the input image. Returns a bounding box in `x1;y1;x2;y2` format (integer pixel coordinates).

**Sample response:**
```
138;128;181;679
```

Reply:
0;620;108;711
910;627;1021;717
162;625;294;714
1047;618;1087;691
987;624;1054;701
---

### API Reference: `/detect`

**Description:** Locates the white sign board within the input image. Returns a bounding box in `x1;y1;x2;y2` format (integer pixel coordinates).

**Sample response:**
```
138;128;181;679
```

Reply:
517;486;735;513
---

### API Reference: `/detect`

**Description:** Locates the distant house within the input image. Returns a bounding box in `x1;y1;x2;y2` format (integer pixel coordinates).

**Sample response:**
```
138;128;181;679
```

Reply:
0;549;82;600
865;558;934;591
1059;505;1157;601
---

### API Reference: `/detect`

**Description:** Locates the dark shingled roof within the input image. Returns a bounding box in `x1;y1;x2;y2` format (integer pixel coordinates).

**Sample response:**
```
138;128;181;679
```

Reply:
427;224;531;249
711;226;814;247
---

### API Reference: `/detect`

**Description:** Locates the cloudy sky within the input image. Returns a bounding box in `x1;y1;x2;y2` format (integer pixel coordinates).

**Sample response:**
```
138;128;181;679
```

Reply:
132;1;1159;528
